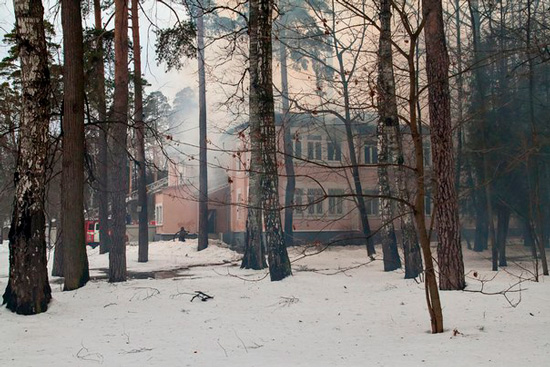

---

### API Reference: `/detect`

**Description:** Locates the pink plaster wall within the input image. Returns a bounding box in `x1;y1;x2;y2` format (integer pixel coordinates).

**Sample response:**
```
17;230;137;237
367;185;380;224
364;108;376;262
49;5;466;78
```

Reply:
154;118;428;237
155;186;198;235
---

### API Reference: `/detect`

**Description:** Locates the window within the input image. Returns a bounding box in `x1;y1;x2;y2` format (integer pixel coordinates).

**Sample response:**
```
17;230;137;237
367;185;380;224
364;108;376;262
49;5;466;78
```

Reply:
155;204;163;225
364;190;379;216
294;188;304;213
307;136;322;161
315;142;322;160
307;188;323;215
364;145;378;164
423;144;431;167
294;140;302;159
328;189;344;215
424;192;432;216
327;141;342;161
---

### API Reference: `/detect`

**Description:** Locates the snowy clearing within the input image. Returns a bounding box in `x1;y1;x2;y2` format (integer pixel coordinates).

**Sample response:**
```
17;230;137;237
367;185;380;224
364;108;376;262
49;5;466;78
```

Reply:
1;240;549;366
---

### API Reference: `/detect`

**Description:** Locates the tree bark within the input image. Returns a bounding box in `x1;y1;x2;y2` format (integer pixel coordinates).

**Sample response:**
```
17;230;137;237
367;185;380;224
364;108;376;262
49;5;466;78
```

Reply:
61;0;90;290
406;31;444;331
496;204;509;267
525;0;548;276
408;72;444;332
400;20;425;280
422;0;465;290
94;0;110;255
52;226;63;276
280;29;296;248
376;0;402;272
335;52;375;256
258;0;291;281
109;0;129;282
3;0;52;314
468;0;492;255
241;0;267;270
454;0;464;246
52;177;63;277
197;2;209;252
473;186;488;252
131;0;148;262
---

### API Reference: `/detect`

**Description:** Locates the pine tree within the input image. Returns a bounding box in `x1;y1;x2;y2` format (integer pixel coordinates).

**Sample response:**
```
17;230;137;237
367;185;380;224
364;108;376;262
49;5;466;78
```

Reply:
109;0;129;282
61;0;90;290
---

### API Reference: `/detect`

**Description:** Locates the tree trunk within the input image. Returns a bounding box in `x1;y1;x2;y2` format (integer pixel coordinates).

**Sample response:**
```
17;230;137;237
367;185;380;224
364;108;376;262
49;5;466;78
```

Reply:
411;113;443;333
423;0;465;290
473;186;488;252
376;0;401;272
197;3;209;252
241;0;267;270
257;0;291;281
280;29;296;248
109;0;129;282
94;0;110;255
131;0;148;262
3;0;52;314
61;0;90;290
454;0;464;246
400;25;424;279
526;0;548;276
468;0;493;257
334;53;375;256
496;204;509;267
52;227;63;276
52;176;63;277
405;26;443;330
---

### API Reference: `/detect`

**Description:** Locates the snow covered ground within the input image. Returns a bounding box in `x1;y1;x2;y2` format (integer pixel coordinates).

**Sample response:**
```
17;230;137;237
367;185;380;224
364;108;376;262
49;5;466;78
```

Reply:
1;239;549;366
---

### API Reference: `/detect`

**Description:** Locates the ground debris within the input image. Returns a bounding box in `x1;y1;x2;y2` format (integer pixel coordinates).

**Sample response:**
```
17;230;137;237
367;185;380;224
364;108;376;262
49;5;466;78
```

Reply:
191;291;214;302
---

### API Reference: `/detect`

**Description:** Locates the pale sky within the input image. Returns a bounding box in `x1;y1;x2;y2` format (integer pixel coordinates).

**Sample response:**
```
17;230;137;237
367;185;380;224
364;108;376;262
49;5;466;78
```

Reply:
0;0;196;102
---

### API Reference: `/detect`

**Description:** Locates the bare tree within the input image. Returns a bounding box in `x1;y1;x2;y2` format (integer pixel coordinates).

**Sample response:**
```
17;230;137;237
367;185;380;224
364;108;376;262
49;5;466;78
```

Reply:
525;0;548;276
467;0;495;260
3;0;52;314
94;0;110;255
196;1;209;252
337;0;440;330
241;0;267;270
376;0;402;272
422;0;464;290
276;0;329;247
109;0;129;282
132;0;149;262
258;0;292;280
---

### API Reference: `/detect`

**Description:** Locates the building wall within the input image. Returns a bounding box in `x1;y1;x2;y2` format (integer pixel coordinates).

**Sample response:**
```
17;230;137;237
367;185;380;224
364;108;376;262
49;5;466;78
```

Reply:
208;185;231;234
155;185;198;235
153;115;435;248
154;183;232;236
226;121;387;237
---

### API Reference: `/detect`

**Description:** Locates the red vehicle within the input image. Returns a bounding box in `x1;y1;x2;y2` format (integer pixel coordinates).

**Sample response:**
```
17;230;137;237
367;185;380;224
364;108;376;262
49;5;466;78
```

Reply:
85;220;127;248
85;220;100;248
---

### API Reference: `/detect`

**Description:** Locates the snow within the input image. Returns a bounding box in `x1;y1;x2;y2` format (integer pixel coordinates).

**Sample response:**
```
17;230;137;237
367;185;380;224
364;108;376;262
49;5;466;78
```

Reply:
1;239;549;366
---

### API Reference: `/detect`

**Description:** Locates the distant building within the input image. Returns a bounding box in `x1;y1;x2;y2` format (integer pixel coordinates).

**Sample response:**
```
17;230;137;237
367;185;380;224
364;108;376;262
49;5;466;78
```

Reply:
149;112;434;250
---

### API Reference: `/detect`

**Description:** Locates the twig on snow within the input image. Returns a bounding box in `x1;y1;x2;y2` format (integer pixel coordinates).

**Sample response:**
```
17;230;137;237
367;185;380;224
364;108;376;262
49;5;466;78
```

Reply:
76;343;104;364
191;291;214;302
217;339;228;357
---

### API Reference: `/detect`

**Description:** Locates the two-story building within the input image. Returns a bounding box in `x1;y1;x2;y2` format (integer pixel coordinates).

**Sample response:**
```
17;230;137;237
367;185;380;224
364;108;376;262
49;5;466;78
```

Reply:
151;112;432;249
